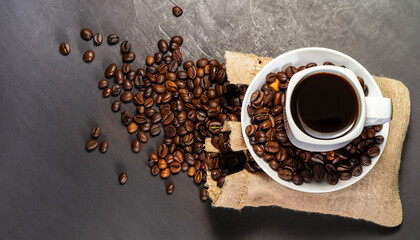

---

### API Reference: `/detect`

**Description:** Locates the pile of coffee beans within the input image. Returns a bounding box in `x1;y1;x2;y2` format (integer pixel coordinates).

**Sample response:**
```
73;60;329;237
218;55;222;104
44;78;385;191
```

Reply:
245;62;383;185
85;126;109;153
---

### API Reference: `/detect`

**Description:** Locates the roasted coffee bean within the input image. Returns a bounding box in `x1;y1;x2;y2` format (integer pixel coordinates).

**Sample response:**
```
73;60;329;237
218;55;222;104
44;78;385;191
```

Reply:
366;145;380;158
216;177;225;188
266;72;276;84
145;55;154;66
253;145;264;157
86;139;98;151
366;128;376;138
120;91;133;103
151;165;160;176
83;50;95;63
134;131;148;144
162;111;175;125
187;166;196;177
140;122;151;132
265;141;280;154
59;42;70;55
313;164;324;182
150;124;161;136
285;66;297;79
119;172;127;185
277;168;292;181
131;139;141;153
153;84;166;94
80;28;93;40
170;36;183;46
158;159;167;169
375;135;384;144
120;40;131;53
127;122;139;134
121;111;131;125
211;169;222;181
351;165;363;177
99;141;108;153
326;172;339;185
91;126;101;138
111;85;121;96
107;34;119;45
154;52;163;64
105;63;117;78
172;6;183;16
200;187;208;201
172;49;183;62
292;174;303;185
98;79;109;89
339;172;351;180
157;144;169;158
169;161;181;174
254;131;267;144
268;160;280;171
144;98;154;108
103;88;111;98
93;33;103;45
160;168;170;178
196;58;209;68
323;62;335;66
111;100;121;112
122;80;133;91
166;184;175;194
133;115;147;125
114;70;124;85
300;170;312;183
157;39;169;53
123;52;135;63
194;170;204;184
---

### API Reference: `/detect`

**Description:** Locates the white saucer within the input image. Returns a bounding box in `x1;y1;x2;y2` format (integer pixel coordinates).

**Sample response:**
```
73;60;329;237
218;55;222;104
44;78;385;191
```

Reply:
240;47;389;193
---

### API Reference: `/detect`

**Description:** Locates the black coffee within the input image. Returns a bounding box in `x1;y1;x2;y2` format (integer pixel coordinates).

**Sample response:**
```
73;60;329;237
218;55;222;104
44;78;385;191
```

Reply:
290;72;359;139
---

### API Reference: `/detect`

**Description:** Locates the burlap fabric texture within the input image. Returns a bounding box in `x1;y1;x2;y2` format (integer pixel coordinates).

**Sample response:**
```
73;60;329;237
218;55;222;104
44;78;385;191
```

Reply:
205;51;410;227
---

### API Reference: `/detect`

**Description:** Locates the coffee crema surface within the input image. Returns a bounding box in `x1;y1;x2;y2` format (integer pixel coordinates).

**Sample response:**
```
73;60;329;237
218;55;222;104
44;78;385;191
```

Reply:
290;72;359;139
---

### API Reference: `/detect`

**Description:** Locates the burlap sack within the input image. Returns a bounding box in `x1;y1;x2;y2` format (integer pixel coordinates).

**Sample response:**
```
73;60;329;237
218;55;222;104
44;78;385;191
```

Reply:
206;51;410;227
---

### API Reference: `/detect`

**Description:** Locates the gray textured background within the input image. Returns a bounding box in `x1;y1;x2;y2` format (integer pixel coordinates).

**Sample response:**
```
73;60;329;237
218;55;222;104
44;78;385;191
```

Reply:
0;0;419;239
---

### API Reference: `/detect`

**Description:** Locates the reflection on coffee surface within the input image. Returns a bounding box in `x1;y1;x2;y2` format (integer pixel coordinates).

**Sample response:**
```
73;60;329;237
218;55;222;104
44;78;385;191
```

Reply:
290;72;359;139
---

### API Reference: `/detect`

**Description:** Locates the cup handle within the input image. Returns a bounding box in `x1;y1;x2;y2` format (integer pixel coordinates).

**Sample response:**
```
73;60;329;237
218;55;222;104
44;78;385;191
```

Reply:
365;97;393;126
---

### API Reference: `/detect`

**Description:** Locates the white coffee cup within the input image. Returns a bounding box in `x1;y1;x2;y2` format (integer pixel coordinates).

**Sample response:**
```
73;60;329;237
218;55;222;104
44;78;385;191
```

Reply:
284;66;392;152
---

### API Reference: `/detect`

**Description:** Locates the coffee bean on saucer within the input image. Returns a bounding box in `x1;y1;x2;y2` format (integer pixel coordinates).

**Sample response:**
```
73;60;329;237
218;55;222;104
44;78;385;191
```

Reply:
83;50;95;63
59;42;70;55
107;34;119;45
166;184;175;194
99;141;109;153
172;6;183;17
80;28;93;40
86;139;98;151
93;33;103;45
119;172;127;185
91;126;101;138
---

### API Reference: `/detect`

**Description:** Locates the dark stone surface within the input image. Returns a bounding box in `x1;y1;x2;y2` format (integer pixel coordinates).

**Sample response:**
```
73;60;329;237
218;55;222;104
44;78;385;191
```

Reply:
0;0;419;239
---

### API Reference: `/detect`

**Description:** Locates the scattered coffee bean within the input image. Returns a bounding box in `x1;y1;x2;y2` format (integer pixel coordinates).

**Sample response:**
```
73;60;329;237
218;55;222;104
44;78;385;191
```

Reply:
120;91;133;103
132;139;141;153
98;79;109;89
119;172;127;185
103;88;111;98
83;50;95;63
91;126;101;138
105;63;117;78
120;40;131;53
166;184;175;194
93;33;103;45
110;101;120;112
123;52;135;63
200;187;208;201
107;34;119;45
86;139;98;151
172;6;183;17
99;141;109;153
80;28;93;40
59;42;70;55
127;122;139;134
